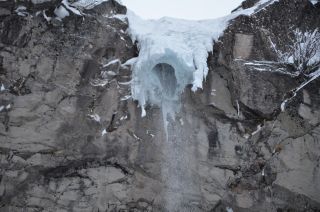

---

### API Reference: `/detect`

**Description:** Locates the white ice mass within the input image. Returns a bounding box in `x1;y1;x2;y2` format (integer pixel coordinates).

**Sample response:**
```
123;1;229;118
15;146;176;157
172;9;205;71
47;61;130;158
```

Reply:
126;0;280;116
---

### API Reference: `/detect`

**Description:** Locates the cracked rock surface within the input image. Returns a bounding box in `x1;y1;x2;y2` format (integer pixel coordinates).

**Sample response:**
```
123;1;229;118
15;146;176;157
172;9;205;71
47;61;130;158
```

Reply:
0;0;319;211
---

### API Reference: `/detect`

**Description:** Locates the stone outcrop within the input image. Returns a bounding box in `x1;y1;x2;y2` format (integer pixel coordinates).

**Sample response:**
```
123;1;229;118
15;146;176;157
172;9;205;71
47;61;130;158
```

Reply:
0;0;319;211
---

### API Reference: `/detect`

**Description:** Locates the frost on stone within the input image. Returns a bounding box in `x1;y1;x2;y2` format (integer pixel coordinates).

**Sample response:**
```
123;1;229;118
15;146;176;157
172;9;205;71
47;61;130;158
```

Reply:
270;29;320;75
281;68;320;111
269;28;320;111
126;0;279;117
243;60;299;77
244;29;319;77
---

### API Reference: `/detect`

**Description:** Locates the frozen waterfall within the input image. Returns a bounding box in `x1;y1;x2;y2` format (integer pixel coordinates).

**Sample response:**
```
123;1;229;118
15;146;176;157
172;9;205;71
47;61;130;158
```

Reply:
125;1;280;210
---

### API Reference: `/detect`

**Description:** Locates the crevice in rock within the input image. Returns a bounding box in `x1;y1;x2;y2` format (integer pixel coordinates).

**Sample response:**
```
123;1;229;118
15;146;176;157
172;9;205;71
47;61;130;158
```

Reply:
42;158;132;179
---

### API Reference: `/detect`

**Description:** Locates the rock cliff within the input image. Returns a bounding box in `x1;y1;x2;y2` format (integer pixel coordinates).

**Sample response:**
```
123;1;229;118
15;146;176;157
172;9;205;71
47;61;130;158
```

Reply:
0;0;319;211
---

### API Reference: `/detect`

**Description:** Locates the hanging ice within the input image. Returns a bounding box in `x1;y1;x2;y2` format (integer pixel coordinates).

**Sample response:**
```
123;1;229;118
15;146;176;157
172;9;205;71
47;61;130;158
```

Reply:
126;0;279;117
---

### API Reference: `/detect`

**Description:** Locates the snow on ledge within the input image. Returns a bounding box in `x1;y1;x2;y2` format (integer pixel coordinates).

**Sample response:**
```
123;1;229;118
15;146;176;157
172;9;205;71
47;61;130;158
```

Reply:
126;0;279;115
72;0;123;10
309;0;318;5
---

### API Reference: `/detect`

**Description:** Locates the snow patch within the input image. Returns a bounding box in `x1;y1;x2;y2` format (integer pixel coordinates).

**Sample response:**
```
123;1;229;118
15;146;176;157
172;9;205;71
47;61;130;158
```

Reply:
226;207;234;212
62;0;82;16
88;114;101;122
120;95;131;101
15;6;28;17
211;89;216;96
72;0;108;9
118;80;132;85
120;115;127;120
103;59;120;68
107;14;127;22
141;107;146;117
90;78;109;87
252;124;262;136
310;0;318;5
102;129;107;136
43;11;52;22
146;130;155;138
54;6;70;19
72;0;122;10
236;100;240;117
105;71;117;76
179;118;184;126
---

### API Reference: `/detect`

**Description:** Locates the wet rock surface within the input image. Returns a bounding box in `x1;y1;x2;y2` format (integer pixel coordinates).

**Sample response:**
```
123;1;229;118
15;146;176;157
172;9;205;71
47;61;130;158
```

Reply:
0;0;319;211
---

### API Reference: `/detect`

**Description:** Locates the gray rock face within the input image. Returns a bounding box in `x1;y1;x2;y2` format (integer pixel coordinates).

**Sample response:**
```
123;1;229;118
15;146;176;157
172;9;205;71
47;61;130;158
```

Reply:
233;33;254;60
0;0;319;212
